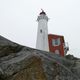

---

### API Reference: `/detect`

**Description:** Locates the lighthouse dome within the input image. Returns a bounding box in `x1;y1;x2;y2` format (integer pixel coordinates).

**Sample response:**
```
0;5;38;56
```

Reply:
40;10;46;15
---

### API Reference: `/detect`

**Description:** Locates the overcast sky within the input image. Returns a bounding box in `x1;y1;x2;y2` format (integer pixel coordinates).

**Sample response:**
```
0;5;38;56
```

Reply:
0;0;80;57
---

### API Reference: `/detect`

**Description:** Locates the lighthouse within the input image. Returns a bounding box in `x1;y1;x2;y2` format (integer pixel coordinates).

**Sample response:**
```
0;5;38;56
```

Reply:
36;10;69;56
36;10;49;51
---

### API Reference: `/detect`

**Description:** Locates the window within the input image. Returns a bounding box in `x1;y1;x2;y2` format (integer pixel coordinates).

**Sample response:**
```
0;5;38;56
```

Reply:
52;38;60;46
40;29;42;33
55;50;60;54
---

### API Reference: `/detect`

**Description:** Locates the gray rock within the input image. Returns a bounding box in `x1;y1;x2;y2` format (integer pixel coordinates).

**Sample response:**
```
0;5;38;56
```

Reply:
0;35;80;80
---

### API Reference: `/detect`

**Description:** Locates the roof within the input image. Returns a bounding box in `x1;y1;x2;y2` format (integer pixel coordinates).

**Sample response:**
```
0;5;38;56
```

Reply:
40;10;46;15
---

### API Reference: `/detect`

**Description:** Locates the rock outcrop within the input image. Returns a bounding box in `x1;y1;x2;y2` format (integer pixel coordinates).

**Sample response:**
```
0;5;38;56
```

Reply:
0;35;80;80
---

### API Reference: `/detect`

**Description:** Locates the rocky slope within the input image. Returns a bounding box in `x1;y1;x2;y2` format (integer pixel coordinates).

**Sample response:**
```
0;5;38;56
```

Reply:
0;35;80;80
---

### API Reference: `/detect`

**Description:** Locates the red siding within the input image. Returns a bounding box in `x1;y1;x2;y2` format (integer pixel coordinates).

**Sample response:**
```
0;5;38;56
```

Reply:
48;34;65;56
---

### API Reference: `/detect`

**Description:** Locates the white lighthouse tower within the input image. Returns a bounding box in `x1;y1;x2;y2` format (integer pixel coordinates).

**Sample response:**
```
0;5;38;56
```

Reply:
36;10;49;51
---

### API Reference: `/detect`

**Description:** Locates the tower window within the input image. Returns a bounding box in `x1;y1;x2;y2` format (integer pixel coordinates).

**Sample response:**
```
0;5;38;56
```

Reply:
40;29;42;33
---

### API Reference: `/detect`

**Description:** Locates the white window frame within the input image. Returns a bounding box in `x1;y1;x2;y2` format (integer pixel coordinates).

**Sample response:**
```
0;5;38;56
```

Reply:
52;38;61;46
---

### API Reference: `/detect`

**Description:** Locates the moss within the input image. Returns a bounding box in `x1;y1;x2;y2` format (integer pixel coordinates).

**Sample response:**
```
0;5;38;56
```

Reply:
7;57;47;80
0;45;23;57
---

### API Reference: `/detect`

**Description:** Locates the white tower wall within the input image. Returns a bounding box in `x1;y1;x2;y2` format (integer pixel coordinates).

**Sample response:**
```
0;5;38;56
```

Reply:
36;12;49;51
